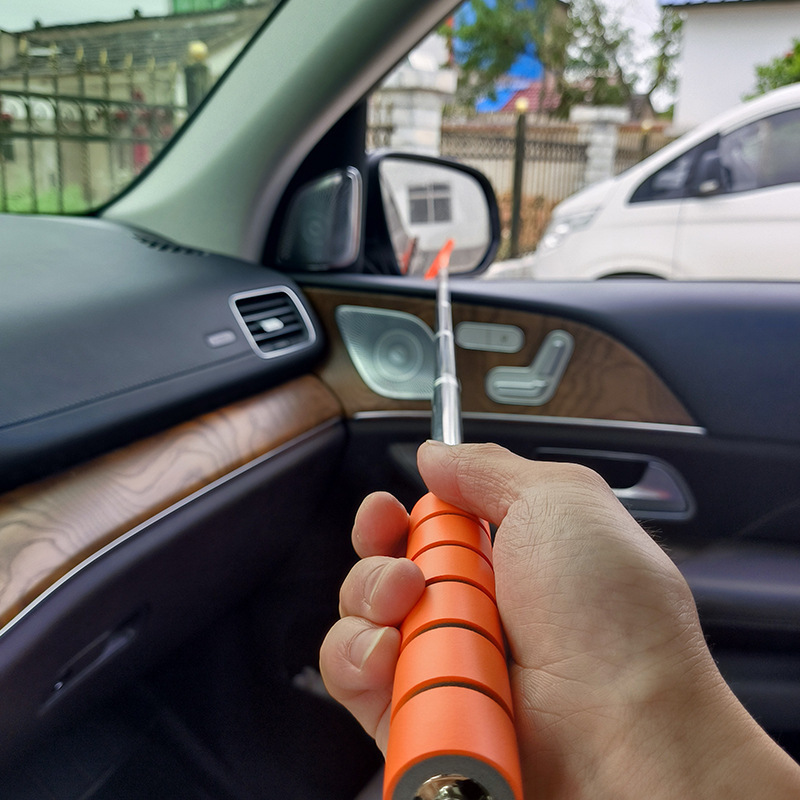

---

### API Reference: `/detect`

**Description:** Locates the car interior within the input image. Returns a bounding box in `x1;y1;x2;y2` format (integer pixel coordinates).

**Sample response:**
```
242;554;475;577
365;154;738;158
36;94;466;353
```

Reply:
2;0;800;797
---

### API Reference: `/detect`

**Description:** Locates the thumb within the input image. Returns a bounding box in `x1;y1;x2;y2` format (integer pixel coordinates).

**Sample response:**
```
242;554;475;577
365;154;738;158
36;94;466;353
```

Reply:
416;441;543;525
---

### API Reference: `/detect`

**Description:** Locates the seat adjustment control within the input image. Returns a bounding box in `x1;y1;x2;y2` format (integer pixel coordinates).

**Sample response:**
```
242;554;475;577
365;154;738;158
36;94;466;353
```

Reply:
485;330;574;406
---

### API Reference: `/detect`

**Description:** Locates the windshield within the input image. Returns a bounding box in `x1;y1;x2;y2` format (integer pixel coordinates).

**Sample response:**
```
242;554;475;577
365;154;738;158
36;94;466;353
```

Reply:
0;1;278;214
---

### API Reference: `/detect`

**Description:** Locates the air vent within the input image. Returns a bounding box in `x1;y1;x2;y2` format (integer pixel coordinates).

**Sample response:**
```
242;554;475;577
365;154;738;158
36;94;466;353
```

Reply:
132;232;207;257
230;287;316;359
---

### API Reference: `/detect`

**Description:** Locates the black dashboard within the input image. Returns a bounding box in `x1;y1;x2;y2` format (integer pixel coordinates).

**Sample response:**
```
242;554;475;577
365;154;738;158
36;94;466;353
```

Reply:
0;215;324;492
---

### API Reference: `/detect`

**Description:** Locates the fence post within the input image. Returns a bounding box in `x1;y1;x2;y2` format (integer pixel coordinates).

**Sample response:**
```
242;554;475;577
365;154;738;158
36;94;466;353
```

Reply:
185;41;210;114
76;45;93;208
570;105;629;187
510;99;528;258
50;43;64;214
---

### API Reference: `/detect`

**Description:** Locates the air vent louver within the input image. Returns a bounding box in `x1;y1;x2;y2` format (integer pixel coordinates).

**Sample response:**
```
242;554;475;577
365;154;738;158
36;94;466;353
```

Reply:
231;288;315;359
132;232;207;257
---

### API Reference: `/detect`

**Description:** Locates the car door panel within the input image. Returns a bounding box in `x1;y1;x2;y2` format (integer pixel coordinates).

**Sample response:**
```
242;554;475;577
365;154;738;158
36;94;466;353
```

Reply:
298;273;800;747
2;262;800;784
302;273;800;553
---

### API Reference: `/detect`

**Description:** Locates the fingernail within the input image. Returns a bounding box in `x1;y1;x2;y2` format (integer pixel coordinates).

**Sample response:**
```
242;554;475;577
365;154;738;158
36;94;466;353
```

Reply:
351;626;389;670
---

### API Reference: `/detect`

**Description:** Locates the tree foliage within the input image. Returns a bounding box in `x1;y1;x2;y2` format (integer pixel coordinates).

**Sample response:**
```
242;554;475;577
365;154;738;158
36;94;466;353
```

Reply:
750;39;800;96
565;0;682;109
442;0;682;115
442;0;559;106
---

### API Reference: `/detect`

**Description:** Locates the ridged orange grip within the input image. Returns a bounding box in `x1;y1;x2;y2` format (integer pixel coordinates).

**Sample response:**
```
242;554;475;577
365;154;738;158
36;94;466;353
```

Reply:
383;493;523;800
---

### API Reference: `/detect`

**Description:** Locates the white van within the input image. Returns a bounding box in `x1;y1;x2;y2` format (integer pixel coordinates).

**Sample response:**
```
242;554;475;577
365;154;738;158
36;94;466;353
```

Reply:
530;83;800;280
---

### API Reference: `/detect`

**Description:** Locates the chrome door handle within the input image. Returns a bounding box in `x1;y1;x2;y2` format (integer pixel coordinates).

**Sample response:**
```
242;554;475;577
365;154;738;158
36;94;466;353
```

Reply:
613;460;692;516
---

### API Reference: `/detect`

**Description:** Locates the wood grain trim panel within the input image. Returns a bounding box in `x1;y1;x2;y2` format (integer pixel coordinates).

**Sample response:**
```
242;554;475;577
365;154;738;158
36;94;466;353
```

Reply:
0;376;341;629
305;288;695;426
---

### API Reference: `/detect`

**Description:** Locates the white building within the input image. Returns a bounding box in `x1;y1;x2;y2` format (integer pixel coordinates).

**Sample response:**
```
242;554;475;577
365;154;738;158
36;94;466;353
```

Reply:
664;0;800;131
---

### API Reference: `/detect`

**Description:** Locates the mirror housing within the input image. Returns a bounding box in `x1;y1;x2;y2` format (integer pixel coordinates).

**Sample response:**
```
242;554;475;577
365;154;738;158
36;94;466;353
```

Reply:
365;151;501;277
692;151;725;197
276;167;363;271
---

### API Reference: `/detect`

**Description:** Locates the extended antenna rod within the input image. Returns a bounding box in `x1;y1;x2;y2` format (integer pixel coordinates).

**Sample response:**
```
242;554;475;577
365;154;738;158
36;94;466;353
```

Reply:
432;264;461;446
382;265;523;800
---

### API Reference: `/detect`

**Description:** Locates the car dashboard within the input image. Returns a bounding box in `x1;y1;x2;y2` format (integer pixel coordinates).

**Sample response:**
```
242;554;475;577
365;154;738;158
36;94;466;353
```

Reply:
3;214;800;796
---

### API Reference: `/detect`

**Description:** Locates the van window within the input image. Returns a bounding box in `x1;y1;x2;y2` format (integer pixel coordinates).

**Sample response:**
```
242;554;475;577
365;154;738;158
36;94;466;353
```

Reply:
629;140;713;204
719;108;800;192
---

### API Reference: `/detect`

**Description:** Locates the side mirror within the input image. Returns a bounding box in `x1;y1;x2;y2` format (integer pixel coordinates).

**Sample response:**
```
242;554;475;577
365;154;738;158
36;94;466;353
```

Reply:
365;151;501;277
693;151;725;197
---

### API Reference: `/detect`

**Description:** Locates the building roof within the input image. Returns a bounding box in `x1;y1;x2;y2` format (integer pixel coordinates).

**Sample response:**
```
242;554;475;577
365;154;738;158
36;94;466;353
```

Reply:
661;0;780;6
498;81;561;114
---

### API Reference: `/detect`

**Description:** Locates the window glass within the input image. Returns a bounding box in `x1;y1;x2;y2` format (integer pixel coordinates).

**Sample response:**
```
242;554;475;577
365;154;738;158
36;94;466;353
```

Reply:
629;149;696;203
719;121;763;192
719;108;800;192
366;0;800;281
0;1;278;214
409;183;453;224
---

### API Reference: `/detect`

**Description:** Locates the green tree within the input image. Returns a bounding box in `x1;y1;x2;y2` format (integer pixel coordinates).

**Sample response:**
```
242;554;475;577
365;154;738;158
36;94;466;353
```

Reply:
443;0;682;116
566;0;682;109
441;0;566;107
750;39;800;96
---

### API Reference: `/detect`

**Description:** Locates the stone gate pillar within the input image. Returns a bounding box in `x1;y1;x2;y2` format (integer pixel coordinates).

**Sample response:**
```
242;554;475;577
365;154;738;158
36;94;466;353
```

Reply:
372;36;457;156
570;105;630;187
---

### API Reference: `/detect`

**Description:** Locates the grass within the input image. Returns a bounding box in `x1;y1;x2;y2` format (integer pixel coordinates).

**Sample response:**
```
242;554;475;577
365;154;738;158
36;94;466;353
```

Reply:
0;185;90;215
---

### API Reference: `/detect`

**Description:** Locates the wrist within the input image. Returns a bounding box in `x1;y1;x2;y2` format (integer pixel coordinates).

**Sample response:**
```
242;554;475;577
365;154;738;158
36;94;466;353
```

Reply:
602;661;800;800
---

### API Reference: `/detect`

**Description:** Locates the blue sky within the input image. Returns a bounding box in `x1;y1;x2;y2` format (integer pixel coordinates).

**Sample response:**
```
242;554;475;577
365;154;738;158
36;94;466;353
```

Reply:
450;0;544;110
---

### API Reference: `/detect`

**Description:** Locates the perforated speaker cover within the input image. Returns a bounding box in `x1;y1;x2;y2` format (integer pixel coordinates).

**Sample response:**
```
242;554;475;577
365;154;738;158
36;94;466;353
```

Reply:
335;306;436;400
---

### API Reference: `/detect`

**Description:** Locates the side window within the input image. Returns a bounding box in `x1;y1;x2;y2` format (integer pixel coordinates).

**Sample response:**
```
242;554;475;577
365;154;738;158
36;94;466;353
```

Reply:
629;141;710;203
719;108;800;192
719;121;763;192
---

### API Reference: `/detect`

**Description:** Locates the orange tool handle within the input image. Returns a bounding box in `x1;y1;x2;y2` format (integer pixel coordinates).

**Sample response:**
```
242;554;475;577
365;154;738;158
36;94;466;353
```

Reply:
383;493;523;800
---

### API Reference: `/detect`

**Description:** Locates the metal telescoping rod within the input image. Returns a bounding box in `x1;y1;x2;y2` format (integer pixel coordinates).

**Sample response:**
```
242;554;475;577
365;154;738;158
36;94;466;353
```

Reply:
432;264;461;446
383;265;523;800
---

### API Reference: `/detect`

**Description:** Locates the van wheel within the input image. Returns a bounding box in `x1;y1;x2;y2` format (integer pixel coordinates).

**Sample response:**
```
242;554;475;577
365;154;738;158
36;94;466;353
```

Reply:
600;272;665;280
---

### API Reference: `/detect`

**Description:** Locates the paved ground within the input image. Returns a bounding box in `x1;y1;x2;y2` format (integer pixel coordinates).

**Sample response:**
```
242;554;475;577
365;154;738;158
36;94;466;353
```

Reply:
479;252;537;280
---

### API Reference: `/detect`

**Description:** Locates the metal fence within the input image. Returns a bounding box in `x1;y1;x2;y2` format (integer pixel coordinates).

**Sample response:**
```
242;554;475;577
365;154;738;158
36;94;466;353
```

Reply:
366;96;393;151
436;116;675;255
441;117;589;256
615;125;674;174
0;54;186;214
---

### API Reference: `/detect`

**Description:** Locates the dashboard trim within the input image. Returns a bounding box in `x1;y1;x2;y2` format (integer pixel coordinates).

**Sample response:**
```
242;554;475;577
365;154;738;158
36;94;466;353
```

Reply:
0;418;341;642
353;409;707;436
0;376;342;634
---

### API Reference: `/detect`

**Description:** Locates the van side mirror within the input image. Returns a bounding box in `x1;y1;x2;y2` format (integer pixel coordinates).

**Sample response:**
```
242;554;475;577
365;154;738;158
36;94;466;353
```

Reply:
693;151;725;197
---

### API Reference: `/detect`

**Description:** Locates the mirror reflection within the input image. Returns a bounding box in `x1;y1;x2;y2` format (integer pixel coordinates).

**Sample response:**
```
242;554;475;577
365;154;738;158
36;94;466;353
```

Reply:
379;157;491;276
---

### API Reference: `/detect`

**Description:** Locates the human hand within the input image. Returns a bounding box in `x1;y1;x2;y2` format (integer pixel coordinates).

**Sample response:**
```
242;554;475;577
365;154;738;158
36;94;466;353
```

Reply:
320;442;800;799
